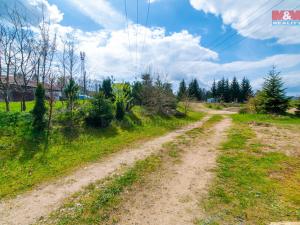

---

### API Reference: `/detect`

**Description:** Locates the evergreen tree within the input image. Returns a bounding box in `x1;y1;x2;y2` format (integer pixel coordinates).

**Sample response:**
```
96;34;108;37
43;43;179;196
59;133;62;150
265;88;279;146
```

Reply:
216;78;225;101
132;81;143;105
100;77;113;99
64;78;80;112
32;84;47;132
188;79;201;101
240;77;253;102
260;66;289;114
223;79;231;103
211;79;217;99
230;77;240;102
295;99;300;116
177;79;187;100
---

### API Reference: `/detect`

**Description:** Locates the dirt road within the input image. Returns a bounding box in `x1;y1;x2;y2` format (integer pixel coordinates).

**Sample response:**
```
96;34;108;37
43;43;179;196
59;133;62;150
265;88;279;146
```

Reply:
0;117;210;225
116;118;231;225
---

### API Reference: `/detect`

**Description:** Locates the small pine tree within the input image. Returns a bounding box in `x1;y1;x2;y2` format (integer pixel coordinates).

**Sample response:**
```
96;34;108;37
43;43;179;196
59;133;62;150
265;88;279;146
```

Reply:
32;84;47;132
177;79;187;100
260;66;289;114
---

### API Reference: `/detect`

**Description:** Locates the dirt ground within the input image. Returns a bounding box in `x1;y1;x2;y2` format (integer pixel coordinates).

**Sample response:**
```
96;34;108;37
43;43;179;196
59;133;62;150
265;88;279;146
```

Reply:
115;118;231;225
0;117;211;225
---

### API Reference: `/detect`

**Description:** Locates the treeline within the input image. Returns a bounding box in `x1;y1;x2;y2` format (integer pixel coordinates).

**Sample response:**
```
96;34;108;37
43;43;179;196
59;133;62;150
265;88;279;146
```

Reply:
0;3;97;112
177;79;210;101
211;77;253;103
32;73;179;133
177;77;253;103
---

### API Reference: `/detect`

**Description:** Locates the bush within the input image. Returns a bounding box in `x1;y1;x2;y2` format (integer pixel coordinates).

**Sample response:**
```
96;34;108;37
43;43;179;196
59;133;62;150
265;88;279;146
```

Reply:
32;84;47;132
85;93;114;128
295;100;300;117
115;101;125;121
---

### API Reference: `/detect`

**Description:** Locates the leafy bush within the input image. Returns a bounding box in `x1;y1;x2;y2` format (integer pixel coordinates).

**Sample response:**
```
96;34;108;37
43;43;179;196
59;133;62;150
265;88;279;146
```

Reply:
32;84;47;132
85;93;114;128
115;101;125;121
295;100;300;117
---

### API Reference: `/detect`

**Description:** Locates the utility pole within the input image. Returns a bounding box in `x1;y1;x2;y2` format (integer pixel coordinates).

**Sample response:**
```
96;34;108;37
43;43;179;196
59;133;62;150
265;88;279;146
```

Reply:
80;51;86;95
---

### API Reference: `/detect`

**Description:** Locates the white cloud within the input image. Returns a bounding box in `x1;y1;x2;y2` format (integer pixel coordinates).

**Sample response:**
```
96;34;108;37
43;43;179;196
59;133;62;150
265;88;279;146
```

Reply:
66;0;125;29
190;0;300;44
28;0;64;23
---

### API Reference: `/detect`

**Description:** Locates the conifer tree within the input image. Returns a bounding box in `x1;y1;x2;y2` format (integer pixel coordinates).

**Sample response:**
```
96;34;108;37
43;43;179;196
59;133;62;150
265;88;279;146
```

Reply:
100;77;113;99
32;84;47;132
177;79;187;100
260;66;289;114
188;79;201;101
211;79;217;99
240;77;253;102
230;77;240;102
223;79;231;102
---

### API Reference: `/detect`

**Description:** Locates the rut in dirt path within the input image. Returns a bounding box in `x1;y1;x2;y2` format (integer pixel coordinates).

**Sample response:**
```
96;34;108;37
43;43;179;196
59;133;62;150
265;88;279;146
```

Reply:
117;118;231;225
0;117;210;225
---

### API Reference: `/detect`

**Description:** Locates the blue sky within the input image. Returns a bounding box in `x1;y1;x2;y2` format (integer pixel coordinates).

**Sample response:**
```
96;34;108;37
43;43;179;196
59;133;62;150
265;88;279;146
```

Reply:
3;0;300;95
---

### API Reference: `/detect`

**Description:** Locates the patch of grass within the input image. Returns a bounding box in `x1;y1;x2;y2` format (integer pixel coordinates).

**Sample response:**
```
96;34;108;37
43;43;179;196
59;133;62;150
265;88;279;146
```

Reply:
205;103;224;110
0;107;204;199
40;155;162;225
232;113;300;126
39;113;222;225
198;117;300;225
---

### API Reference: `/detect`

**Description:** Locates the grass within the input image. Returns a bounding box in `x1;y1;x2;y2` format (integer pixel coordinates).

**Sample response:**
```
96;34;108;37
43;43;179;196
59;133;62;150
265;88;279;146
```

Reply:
38;114;223;225
38;155;162;225
0;105;204;199
232;113;300;125
198;114;300;225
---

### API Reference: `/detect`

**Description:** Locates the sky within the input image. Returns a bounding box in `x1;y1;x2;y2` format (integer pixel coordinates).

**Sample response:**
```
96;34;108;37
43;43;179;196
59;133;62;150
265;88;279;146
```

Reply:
2;0;300;95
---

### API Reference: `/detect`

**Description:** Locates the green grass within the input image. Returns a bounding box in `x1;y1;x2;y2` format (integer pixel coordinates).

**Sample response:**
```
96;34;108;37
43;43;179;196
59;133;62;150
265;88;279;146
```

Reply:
40;155;162;225
232;113;300;125
38;113;223;225
0;106;204;199
198;114;300;225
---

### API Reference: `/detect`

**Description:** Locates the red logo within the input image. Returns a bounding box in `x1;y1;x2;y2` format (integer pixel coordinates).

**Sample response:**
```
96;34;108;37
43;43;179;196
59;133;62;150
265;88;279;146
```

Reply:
272;10;300;20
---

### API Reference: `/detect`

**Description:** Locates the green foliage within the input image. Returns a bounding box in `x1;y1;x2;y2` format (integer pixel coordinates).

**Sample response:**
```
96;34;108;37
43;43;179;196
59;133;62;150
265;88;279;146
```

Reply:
115;101;125;121
140;74;177;116
32;84;47;132
230;76;240;102
240;77;253;102
188;79;202;101
257;67;289;114
211;79;217;99
177;79;187;100
295;99;300;117
85;92;114;128
64;78;80;111
132;81;143;105
100;77;114;99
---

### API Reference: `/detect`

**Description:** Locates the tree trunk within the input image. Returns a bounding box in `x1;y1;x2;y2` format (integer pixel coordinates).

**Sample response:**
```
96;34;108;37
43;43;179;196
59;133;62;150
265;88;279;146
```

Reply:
5;96;10;112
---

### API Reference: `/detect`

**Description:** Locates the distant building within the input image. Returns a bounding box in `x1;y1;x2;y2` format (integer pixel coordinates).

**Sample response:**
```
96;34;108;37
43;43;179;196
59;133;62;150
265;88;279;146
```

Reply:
207;98;217;103
0;75;61;102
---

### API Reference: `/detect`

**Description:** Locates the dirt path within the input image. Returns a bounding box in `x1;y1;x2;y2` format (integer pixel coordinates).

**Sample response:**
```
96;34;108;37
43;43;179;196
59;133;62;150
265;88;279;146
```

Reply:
116;118;231;225
0;117;210;225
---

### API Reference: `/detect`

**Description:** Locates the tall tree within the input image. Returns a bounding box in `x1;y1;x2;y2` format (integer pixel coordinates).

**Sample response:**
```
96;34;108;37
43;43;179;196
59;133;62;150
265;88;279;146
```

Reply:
240;77;253;102
223;79;230;103
177;79;187;100
211;79;217;99
188;79;201;101
230;77;240;102
260;66;289;114
216;78;225;101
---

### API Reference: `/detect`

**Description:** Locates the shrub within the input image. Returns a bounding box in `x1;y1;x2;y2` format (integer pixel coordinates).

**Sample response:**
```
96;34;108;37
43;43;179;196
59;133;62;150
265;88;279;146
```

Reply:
295;99;300;117
115;101;125;121
64;78;80;112
85;93;114;128
32;84;47;132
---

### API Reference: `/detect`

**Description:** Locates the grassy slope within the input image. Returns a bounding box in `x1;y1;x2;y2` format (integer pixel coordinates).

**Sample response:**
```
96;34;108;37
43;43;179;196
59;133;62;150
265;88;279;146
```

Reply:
38;115;223;225
198;114;300;225
0;106;203;199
